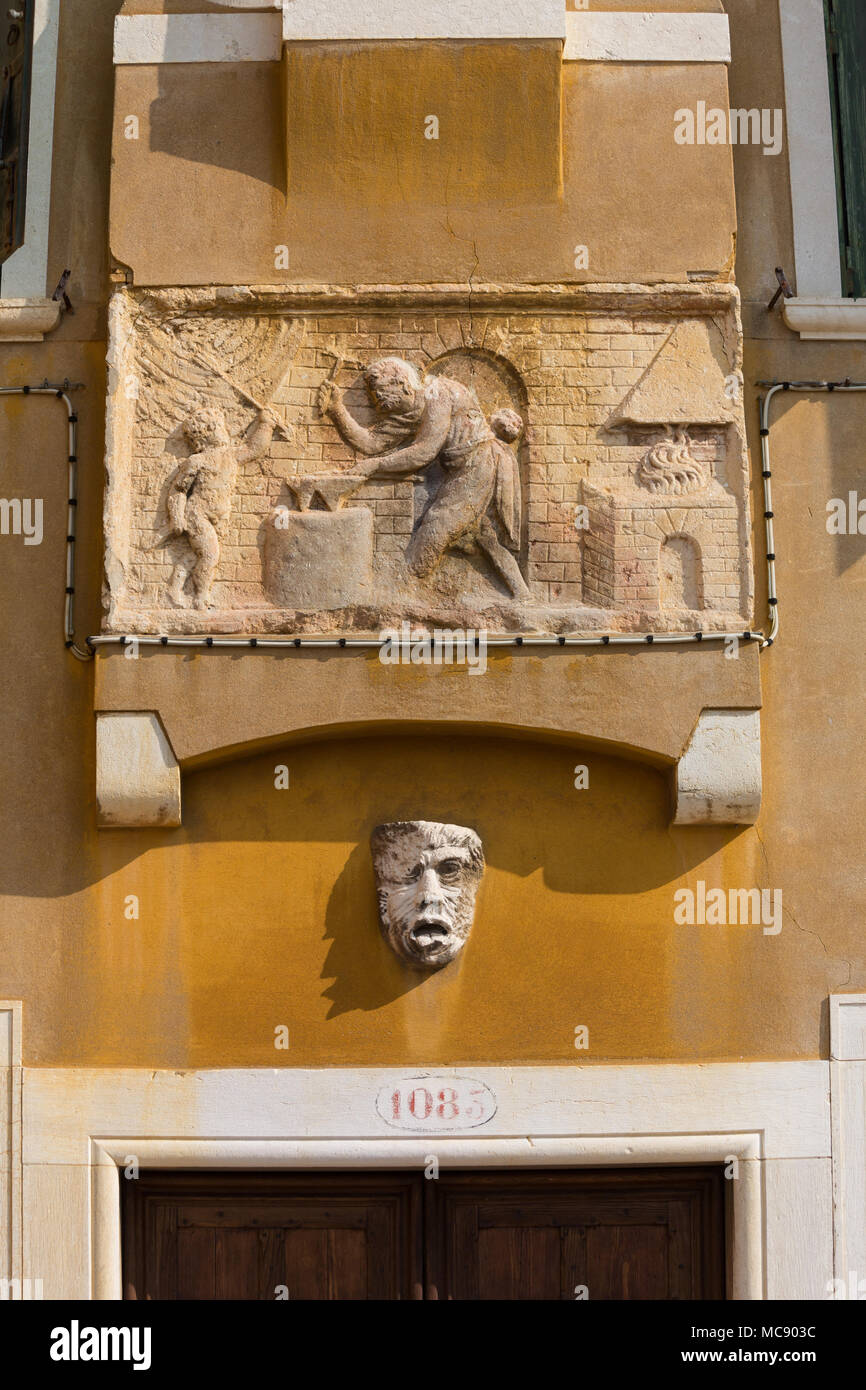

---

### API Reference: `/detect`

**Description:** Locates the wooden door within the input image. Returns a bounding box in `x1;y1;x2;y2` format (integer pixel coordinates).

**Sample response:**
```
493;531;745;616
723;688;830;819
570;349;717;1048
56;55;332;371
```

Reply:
123;1166;725;1300
425;1168;726;1300
122;1171;423;1300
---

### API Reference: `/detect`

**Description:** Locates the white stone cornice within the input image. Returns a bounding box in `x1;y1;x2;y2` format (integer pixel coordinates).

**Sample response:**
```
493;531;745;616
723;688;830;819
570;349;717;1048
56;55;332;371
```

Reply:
114;3;565;62
564;11;731;63
113;8;736;62
783;298;866;340
113;12;282;65
281;0;565;41
0;299;62;342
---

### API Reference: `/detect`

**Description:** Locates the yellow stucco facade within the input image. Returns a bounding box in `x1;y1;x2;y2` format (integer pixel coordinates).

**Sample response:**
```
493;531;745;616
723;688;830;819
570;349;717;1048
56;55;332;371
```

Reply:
0;0;864;1304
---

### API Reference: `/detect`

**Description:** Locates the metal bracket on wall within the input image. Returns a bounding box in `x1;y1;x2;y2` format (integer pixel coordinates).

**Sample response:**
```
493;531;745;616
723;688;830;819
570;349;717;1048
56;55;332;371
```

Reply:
767;267;794;312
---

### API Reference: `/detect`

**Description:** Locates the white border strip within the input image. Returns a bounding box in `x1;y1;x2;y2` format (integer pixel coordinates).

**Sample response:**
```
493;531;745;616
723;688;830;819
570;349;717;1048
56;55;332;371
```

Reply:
23;1061;829;1162
113;13;282;65
112;9;734;63
91;1133;762;1300
1;0;60;300
778;0;841;297
281;0;565;41
21;1059;836;1298
564;11;731;63
831;994;866;1061
830;995;866;1290
0;1003;23;1295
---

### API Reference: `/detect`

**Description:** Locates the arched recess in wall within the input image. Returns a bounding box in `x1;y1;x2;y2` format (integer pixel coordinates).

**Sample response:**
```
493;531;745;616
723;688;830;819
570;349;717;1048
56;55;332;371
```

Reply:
659;533;704;612
425;348;531;569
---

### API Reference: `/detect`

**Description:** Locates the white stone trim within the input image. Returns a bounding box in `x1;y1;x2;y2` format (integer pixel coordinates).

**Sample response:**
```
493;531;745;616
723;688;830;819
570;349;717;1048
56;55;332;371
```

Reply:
112;9;737;61
831;994;866;1061
564;11;730;63
113;13;282;65
778;0;842;299
783;298;866;340
21;1058;835;1299
88;1133;764;1301
0;298;61;341
115;2;567;54
26;1061;828;1162
831;995;866;1293
0;1003;23;1297
1;0;60;312
282;0;564;42
95;712;181;829
673;708;762;826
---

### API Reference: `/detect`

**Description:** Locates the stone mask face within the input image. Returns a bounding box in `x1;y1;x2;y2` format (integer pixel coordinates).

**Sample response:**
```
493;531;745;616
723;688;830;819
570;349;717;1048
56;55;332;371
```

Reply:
370;821;485;969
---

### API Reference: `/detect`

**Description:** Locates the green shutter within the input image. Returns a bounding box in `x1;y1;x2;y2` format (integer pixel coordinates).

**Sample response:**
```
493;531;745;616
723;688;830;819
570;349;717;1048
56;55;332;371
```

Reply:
0;0;35;265
825;0;866;297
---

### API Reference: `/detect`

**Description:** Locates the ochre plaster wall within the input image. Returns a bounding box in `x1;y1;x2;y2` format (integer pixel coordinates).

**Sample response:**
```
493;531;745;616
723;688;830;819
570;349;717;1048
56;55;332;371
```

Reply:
109;46;736;286
0;730;843;1068
1;1;865;1073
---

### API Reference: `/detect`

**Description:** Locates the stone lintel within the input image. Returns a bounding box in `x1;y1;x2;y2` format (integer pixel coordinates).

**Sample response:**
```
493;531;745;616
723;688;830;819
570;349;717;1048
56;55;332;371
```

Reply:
94;644;762;773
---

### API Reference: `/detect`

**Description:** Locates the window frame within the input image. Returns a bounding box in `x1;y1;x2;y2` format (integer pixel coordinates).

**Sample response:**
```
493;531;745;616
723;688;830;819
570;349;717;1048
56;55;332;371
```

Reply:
824;0;866;298
778;0;866;337
0;0;59;312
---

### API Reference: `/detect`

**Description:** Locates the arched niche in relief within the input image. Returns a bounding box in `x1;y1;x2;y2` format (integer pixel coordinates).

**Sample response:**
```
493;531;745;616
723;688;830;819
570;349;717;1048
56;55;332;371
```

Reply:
659;534;704;612
425;348;530;570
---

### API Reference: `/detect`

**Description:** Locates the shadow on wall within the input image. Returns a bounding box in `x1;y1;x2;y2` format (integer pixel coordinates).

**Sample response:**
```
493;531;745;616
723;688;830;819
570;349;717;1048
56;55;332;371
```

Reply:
145;40;563;205
806;392;866;579
758;384;866;581
314;740;745;1017
321;839;422;1016
58;732;746;1018
148;63;285;188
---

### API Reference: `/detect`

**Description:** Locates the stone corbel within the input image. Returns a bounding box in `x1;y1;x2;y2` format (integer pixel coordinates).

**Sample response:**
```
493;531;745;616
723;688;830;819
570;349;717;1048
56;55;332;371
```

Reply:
782;299;866;341
0;298;62;342
673;708;762;826
96;711;182;828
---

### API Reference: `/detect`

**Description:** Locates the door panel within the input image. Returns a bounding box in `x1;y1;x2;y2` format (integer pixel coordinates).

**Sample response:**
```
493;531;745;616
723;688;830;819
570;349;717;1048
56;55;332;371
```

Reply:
123;1166;725;1300
476;1226;562;1300
426;1168;725;1300
123;1172;422;1300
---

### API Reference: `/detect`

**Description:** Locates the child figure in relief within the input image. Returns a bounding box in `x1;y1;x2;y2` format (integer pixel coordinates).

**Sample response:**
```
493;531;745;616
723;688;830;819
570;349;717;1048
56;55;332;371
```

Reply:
163;405;277;609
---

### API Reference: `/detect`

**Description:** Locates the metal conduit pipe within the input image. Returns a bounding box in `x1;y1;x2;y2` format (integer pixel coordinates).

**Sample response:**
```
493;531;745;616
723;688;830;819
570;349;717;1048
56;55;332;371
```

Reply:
757;378;866;647
0;384;91;661
21;376;861;660
86;630;762;652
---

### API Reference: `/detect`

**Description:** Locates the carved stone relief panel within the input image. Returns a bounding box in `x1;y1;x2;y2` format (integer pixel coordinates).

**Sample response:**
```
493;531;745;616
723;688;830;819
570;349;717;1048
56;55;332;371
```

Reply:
103;287;752;635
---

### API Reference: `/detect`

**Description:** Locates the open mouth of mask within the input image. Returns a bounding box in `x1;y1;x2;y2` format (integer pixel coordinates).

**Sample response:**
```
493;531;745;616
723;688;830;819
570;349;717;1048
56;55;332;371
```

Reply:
409;918;451;951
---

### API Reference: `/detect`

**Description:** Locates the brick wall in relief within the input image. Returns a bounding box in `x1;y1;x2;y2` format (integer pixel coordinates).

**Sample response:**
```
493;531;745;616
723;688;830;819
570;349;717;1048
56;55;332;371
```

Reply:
103;289;752;636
